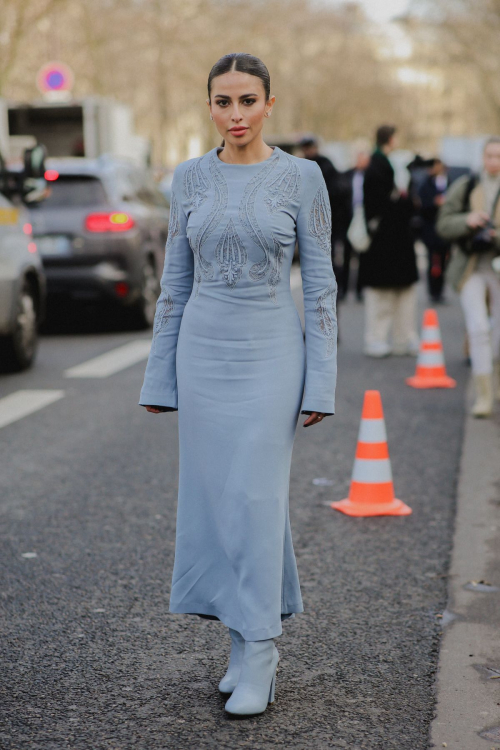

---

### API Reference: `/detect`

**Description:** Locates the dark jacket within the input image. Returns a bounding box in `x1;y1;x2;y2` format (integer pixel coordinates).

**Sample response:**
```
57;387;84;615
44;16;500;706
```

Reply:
306;154;340;235
359;150;418;288
337;168;356;235
417;173;450;251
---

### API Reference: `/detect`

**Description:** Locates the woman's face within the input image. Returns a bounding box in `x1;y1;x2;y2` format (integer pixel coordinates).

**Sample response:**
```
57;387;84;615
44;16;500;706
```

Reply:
208;71;274;146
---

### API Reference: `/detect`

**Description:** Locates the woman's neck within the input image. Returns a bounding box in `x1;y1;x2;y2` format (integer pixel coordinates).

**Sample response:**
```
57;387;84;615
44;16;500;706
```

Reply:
217;138;274;165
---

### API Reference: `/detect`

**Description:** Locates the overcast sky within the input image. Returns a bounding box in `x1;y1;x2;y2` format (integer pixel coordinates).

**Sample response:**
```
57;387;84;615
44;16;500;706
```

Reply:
352;0;411;23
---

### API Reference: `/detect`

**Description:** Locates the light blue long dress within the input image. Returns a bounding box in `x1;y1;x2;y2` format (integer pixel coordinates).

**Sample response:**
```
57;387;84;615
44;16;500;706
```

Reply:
139;146;337;641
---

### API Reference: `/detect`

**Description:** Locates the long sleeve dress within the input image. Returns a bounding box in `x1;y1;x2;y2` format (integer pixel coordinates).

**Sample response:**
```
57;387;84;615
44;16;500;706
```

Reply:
139;146;337;641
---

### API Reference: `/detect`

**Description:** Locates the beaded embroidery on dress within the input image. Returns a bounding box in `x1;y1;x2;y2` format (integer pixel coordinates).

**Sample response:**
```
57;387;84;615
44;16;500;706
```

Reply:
190;154;228;294
308;185;332;257
315;282;338;357
239;154;280;282
215;219;248;289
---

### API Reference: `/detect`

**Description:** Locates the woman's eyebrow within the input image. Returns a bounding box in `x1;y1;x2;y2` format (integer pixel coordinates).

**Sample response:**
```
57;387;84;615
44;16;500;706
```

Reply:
213;93;259;99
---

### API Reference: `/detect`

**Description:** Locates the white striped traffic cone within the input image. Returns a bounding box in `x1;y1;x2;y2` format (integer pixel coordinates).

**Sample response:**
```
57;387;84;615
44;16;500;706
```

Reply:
406;309;456;389
331;390;412;517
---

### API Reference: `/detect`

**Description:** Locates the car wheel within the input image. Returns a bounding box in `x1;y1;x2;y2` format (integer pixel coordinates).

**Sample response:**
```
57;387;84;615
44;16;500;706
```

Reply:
0;280;38;372
129;258;160;329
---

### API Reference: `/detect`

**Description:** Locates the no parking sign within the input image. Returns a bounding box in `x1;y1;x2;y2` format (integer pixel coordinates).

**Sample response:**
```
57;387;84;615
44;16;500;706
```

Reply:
36;62;74;96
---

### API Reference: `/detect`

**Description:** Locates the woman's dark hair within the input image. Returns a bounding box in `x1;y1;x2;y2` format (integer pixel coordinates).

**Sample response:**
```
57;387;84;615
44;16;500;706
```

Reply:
376;125;397;148
208;53;271;102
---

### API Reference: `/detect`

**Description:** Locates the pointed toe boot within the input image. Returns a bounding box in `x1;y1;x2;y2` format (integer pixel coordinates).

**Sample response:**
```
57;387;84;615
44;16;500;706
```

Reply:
224;639;279;716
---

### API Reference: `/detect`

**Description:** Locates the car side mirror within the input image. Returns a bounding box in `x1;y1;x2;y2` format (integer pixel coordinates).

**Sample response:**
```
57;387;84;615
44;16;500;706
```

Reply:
24;144;47;179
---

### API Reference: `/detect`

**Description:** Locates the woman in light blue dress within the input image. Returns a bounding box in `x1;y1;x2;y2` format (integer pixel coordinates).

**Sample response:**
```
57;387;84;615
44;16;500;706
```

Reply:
139;53;337;716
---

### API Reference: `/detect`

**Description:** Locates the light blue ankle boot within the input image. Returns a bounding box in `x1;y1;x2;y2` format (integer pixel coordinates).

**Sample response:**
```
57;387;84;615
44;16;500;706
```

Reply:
224;639;279;715
218;628;245;694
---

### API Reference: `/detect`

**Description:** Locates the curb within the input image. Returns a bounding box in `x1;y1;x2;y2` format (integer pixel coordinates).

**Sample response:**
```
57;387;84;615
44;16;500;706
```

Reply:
431;383;500;748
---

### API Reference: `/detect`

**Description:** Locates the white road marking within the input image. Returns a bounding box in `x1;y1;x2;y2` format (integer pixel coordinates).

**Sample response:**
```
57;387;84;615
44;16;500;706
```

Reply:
290;265;302;291
0;389;65;430
64;339;151;378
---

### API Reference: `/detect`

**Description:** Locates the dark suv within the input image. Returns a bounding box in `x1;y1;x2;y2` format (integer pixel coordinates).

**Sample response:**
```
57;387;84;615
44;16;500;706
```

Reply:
29;156;170;327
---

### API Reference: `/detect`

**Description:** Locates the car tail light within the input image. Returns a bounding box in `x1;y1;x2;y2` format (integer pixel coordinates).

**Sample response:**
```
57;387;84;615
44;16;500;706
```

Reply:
115;282;129;297
23;223;33;235
85;212;135;233
44;169;59;181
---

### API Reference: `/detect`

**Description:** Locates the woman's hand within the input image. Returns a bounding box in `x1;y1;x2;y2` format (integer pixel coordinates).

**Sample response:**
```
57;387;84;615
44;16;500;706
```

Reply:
466;211;489;230
143;405;163;414
303;412;326;427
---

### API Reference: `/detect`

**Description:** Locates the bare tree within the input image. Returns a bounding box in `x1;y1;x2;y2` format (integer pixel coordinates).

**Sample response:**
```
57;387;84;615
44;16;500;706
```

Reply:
0;0;422;162
0;0;68;93
407;0;500;131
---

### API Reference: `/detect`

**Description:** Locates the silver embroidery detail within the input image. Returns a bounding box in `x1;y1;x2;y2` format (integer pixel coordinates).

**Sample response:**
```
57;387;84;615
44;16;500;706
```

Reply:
166;192;180;250
152;192;180;351
215;219;247;289
264;155;301;213
184;158;210;210
191;153;228;294
308;186;332;256
315;281;337;357
152;290;175;353
268;237;284;305
239;153;280;282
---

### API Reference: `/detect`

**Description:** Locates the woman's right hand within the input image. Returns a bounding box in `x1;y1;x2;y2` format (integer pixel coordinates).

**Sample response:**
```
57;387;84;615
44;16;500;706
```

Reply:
143;405;164;414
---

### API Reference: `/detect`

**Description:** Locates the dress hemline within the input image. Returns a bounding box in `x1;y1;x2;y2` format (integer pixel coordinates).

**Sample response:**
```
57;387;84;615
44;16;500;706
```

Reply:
169;599;304;641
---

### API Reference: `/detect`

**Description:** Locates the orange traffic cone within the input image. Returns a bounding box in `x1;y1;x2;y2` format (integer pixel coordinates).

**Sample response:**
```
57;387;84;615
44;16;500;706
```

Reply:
331;390;412;517
406;309;456;389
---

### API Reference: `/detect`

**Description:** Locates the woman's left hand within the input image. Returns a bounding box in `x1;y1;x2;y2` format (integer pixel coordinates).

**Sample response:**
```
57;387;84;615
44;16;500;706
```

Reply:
303;412;326;427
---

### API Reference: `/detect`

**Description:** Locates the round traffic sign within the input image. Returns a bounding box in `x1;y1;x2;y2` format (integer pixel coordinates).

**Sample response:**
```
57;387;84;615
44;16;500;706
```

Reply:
36;62;74;93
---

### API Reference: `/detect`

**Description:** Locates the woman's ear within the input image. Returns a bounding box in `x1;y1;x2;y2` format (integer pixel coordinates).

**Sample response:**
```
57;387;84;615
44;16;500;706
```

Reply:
265;95;276;118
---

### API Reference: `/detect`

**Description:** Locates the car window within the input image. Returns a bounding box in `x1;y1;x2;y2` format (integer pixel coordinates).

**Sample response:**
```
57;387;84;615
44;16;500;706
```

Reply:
136;175;169;209
151;187;169;209
39;176;107;208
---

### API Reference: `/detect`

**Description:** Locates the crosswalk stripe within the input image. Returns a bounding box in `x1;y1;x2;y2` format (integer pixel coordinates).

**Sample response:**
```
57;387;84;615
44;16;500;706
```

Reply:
64;339;151;378
0;390;65;429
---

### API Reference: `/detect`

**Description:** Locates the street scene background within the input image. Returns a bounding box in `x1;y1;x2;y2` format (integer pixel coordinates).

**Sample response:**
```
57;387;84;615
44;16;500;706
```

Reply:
1;1;500;748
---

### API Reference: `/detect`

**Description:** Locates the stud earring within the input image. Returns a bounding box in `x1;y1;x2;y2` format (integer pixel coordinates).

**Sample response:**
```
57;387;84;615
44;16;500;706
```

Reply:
210;115;213;121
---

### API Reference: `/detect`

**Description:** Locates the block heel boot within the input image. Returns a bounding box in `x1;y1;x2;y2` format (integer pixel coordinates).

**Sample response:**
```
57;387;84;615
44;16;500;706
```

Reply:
218;628;245;694
224;639;279;716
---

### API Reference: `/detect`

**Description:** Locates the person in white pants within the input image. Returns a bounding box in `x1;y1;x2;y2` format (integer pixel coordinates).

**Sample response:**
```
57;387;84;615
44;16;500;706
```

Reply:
359;125;419;357
437;137;500;417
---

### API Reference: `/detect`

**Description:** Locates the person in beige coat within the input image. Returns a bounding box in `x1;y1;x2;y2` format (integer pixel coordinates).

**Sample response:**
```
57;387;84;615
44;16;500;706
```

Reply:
437;137;500;417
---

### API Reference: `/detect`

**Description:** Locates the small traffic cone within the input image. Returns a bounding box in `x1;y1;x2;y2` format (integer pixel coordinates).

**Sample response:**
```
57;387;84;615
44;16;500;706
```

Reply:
406;309;456;389
331;390;412;517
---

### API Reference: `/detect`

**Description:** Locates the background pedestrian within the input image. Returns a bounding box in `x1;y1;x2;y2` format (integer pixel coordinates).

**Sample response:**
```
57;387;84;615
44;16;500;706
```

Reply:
299;135;341;281
437;136;500;417
417;158;451;304
338;140;371;300
359;125;419;357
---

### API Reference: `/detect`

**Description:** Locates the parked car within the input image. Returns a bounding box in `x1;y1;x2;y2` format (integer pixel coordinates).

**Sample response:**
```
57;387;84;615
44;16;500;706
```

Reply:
0;147;47;372
29;156;171;328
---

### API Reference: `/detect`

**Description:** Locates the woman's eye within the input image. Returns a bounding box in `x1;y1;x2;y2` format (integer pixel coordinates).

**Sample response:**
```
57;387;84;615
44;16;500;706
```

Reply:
243;99;256;105
216;101;228;107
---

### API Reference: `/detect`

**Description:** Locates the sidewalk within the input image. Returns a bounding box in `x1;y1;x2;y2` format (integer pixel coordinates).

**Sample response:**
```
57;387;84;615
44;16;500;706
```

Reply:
431;388;500;749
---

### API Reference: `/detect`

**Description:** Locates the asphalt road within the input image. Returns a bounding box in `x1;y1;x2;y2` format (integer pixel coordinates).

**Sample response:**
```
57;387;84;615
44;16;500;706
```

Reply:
0;282;469;750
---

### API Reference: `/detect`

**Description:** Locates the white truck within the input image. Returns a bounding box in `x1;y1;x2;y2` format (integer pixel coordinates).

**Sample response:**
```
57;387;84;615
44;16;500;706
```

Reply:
3;96;150;167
